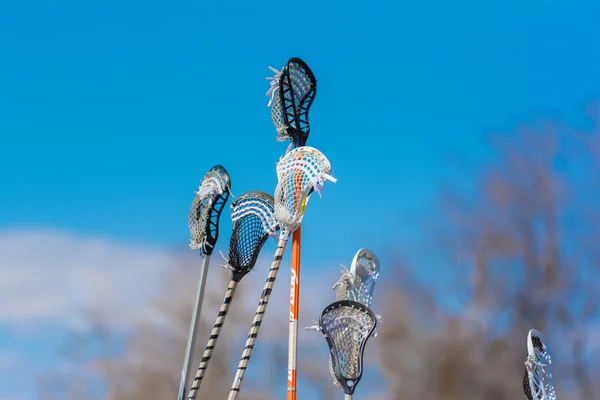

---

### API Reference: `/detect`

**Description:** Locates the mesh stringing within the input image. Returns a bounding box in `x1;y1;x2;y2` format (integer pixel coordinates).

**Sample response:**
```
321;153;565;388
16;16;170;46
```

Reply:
322;305;375;382
268;60;315;142
349;254;380;307
525;331;557;400
274;146;335;230
228;194;276;272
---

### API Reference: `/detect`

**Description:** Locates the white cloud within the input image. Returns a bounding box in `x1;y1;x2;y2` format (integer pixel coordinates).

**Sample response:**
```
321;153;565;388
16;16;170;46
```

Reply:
0;228;347;334
0;228;172;330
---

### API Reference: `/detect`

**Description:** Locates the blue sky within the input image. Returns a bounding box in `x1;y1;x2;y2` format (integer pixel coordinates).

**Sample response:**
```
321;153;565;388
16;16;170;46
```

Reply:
2;0;600;398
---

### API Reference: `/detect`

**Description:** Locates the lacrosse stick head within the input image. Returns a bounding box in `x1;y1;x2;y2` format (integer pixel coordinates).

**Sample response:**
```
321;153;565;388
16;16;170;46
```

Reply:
267;57;317;148
523;329;557;400
333;249;380;307
227;191;278;282
349;249;380;307
188;165;231;255
274;146;336;238
319;300;377;395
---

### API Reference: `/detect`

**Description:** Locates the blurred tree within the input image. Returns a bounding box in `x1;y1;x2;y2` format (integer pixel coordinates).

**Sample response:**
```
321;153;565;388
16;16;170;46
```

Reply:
39;104;600;400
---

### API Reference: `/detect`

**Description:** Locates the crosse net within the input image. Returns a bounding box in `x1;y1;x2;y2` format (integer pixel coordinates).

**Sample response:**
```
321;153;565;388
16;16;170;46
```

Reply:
523;329;557;400
188;165;231;255
227;191;279;281
274;146;336;237
266;58;317;147
319;300;377;395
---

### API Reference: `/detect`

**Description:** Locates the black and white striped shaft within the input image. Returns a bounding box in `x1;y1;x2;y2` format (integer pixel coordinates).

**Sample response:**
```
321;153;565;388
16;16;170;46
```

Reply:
186;279;239;399
227;238;289;400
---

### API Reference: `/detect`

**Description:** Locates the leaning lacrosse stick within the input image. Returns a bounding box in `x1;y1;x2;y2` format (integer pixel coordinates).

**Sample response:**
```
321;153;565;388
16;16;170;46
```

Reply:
266;57;317;149
228;146;336;400
318;300;377;399
177;165;231;400
523;329;557;400
186;191;278;399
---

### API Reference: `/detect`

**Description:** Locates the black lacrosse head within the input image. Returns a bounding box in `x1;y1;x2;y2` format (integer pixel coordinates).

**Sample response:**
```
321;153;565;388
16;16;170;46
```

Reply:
276;57;317;148
227;191;278;282
319;300;377;395
188;165;231;256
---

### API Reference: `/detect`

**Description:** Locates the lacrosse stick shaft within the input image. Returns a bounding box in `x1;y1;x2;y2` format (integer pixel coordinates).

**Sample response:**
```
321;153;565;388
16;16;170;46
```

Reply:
178;255;211;400
345;395;352;400
287;227;302;400
228;238;289;400
187;279;239;399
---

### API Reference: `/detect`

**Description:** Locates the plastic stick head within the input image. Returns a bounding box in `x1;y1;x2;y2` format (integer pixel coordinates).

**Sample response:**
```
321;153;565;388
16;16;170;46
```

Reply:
227;191;278;282
523;329;557;400
334;249;380;308
266;57;317;148
273;146;336;237
188;165;231;255
319;300;377;395
349;249;380;307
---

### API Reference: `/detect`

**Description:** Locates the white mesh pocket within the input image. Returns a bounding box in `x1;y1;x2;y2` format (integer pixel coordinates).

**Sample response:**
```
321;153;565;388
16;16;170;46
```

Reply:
273;146;336;232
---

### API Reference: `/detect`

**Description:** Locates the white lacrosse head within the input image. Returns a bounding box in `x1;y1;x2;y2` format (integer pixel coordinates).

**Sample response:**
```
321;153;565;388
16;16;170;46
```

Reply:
333;249;380;308
188;165;231;252
273;146;336;237
524;329;557;400
349;249;380;307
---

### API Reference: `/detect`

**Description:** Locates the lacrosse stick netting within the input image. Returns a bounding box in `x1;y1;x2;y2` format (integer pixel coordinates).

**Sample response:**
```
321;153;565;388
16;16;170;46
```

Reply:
187;192;278;399
267;58;317;147
320;300;377;396
228;147;336;400
178;165;231;400
523;329;557;400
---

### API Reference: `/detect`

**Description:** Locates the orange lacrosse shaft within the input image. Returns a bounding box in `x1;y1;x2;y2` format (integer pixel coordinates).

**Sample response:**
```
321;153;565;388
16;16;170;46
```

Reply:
287;226;301;400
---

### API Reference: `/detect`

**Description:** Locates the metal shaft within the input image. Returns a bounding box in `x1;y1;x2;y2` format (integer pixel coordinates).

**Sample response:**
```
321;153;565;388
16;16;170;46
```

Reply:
345;394;353;400
177;254;211;400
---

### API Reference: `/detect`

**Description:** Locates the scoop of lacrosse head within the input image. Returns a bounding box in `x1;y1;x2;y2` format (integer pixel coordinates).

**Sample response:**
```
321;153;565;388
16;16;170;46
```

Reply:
266;57;317;148
523;329;557;400
319;300;377;395
226;191;279;282
188;165;231;255
274;146;336;238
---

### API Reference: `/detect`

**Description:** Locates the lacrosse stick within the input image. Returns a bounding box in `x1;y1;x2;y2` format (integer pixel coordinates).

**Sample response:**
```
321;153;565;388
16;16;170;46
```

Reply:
318;300;377;399
228;146;336;400
523;329;557;400
328;248;381;390
177;165;231;400
266;57;317;149
187;191;278;399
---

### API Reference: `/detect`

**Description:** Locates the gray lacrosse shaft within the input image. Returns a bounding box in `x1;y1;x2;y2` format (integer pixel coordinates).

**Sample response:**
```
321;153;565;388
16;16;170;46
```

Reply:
228;238;289;400
178;255;211;400
345;395;352;400
187;279;239;399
